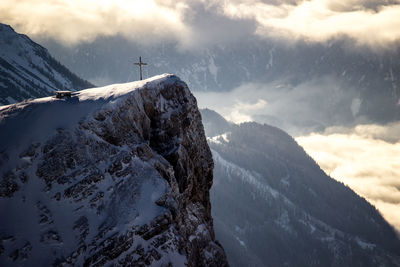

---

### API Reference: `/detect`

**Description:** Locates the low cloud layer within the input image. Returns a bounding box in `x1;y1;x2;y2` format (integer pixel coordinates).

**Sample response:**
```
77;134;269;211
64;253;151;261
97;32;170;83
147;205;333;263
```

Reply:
196;80;400;232
194;76;361;136
323;122;400;143
1;0;400;49
296;126;400;232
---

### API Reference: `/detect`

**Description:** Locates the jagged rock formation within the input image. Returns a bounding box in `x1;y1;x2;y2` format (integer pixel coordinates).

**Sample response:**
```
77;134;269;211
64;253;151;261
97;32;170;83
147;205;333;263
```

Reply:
0;23;93;105
201;108;400;267
0;74;228;266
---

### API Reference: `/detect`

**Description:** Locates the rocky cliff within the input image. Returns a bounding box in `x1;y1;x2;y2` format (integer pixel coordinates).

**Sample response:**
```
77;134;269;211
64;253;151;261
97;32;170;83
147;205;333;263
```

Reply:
0;74;227;266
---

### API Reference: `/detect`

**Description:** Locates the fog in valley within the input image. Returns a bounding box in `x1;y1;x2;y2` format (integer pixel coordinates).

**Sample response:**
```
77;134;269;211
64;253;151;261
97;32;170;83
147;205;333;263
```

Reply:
195;80;400;233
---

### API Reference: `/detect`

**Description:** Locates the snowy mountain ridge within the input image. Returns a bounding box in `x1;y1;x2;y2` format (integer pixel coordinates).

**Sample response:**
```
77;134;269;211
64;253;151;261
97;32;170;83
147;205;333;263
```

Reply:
1;73;167;112
0;75;228;266
0;23;93;105
201;109;400;267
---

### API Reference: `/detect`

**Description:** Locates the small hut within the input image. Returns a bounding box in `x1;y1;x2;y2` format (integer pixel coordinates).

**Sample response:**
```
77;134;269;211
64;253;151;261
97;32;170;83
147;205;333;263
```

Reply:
55;91;72;99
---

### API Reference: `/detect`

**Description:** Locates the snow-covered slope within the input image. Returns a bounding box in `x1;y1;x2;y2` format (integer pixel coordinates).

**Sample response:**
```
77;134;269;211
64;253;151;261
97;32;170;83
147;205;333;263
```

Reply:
0;74;228;266
0;23;93;105
201;109;400;267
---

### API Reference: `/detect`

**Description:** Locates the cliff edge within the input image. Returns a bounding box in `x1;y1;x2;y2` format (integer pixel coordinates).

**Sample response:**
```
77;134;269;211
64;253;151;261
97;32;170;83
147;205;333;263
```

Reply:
0;74;228;266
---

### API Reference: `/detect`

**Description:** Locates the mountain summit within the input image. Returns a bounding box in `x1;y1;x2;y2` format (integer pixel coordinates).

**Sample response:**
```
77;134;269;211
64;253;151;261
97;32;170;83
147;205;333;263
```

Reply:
0;74;227;266
0;23;93;105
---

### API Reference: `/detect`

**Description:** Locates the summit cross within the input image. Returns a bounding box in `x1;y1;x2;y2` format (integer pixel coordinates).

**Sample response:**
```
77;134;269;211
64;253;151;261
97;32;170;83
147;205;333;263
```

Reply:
134;56;147;80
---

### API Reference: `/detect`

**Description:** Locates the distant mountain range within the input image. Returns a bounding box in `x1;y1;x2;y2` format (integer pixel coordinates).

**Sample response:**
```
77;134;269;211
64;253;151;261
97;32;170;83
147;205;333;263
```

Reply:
0;23;93;105
42;36;400;128
201;108;400;267
3;23;399;129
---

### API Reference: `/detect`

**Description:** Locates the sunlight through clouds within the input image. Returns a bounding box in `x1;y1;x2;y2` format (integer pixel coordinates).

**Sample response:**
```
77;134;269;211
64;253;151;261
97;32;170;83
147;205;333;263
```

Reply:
0;0;189;45
226;99;268;123
296;128;400;232
195;89;270;124
222;0;400;48
196;79;400;232
1;0;400;48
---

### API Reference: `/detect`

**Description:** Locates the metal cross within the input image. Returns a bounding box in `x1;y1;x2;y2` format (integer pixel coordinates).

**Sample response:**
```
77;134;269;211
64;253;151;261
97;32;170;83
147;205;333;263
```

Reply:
134;56;147;80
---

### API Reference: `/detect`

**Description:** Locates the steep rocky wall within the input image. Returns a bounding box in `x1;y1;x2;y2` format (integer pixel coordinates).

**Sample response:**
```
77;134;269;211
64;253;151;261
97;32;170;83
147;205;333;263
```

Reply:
0;74;228;266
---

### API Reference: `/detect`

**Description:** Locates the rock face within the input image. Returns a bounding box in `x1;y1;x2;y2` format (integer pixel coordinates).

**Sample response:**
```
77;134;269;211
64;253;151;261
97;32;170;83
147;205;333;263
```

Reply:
0;74;228;266
0;23;93;105
201;109;400;267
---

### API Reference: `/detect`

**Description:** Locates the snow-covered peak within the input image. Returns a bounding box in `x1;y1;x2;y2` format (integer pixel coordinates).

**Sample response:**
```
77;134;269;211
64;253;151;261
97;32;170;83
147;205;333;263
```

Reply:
0;75;227;266
0;74;181;154
0;23;93;105
0;23;38;56
0;73;187;176
75;73;178;101
0;23;17;39
1;73;177;109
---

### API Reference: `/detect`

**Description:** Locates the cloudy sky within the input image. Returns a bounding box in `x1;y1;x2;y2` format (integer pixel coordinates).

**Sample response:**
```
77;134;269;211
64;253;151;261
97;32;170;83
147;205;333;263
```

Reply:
1;0;400;49
195;77;361;135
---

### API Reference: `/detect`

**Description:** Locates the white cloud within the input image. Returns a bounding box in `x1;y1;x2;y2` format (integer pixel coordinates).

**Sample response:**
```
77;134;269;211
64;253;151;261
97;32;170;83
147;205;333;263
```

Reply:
195;85;270;123
226;99;268;123
0;0;190;45
196;78;400;232
1;0;400;48
222;0;400;48
197;81;400;231
370;200;400;233
324;122;400;143
194;76;359;134
296;126;400;231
